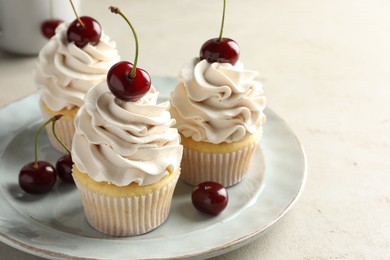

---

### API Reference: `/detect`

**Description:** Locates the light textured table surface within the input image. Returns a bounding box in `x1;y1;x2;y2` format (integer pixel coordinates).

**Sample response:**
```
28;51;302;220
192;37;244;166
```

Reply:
1;0;390;259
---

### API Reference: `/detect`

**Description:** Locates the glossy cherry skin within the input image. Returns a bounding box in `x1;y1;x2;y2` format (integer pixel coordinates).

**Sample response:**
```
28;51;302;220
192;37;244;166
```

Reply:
107;61;151;102
66;16;101;48
191;181;229;215
41;19;63;39
56;154;74;184
19;161;57;194
200;37;240;65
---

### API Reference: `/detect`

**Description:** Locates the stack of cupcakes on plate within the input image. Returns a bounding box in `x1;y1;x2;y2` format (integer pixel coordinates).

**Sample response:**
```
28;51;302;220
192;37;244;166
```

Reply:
31;0;266;237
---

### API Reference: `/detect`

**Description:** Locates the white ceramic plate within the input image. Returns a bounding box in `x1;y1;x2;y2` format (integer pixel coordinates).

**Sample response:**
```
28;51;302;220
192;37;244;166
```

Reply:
0;77;306;260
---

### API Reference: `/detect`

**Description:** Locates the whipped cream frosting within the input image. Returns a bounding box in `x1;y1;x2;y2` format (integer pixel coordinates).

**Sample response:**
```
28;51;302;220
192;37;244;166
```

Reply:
170;58;266;144
35;23;120;111
72;82;183;186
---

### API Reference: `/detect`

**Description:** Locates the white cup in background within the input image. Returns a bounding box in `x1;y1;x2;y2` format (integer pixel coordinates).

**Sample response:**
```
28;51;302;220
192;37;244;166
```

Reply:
0;0;80;55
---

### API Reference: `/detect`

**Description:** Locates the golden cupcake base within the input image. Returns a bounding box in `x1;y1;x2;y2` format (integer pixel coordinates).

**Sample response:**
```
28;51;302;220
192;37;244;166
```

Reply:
72;166;180;237
179;130;262;187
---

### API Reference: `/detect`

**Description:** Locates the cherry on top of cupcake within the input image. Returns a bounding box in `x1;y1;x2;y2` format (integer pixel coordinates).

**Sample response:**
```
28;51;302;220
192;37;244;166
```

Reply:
199;0;239;66
66;0;102;48
107;6;151;102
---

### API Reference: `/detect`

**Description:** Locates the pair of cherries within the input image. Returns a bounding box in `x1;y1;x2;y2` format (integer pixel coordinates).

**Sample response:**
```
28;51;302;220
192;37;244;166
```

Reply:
19;115;74;194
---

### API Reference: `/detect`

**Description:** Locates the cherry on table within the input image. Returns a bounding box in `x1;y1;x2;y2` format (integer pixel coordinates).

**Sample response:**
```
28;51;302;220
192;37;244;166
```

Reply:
192;181;229;215
56;154;74;184
41;19;63;39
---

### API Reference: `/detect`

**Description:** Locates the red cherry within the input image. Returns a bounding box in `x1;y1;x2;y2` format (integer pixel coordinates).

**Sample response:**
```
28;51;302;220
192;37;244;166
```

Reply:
66;16;101;48
200;37;239;65
192;181;228;215
19;161;57;194
41;19;63;39
108;6;151;102
49;113;74;184
56;154;74;184
199;0;239;65
18;115;63;194
107;61;151;102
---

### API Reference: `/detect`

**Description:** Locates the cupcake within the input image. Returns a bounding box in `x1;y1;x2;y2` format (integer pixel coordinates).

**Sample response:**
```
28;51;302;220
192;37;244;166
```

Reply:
35;22;120;153
71;82;183;236
169;58;266;187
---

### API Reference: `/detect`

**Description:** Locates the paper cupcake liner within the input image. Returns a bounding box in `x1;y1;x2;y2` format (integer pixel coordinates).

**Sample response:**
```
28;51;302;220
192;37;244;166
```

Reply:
40;105;75;153
180;142;257;187
74;178;178;237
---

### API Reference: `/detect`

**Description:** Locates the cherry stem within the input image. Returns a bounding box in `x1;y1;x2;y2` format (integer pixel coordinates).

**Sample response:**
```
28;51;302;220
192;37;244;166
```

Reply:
33;115;63;169
218;0;226;42
51;116;71;156
109;6;139;79
69;0;84;28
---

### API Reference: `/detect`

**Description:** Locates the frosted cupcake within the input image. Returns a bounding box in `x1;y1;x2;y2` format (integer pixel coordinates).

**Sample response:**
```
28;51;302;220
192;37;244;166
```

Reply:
169;58;266;187
71;82;183;236
35;22;120;153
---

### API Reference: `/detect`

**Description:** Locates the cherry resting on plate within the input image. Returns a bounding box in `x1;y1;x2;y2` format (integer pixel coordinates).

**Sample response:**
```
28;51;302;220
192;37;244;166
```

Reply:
18;116;63;194
41;19;63;39
50;120;75;184
107;6;151;102
19;161;57;194
192;181;229;215
199;0;239;65
66;0;101;48
56;154;74;184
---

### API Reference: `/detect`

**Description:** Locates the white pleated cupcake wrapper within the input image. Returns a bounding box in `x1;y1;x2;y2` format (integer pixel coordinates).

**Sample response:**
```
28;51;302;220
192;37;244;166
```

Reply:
40;107;75;153
180;142;257;187
74;179;178;237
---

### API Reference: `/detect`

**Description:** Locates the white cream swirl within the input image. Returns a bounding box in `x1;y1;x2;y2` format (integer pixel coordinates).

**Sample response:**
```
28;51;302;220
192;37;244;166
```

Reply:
72;82;183;186
35;23;120;111
170;58;266;144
